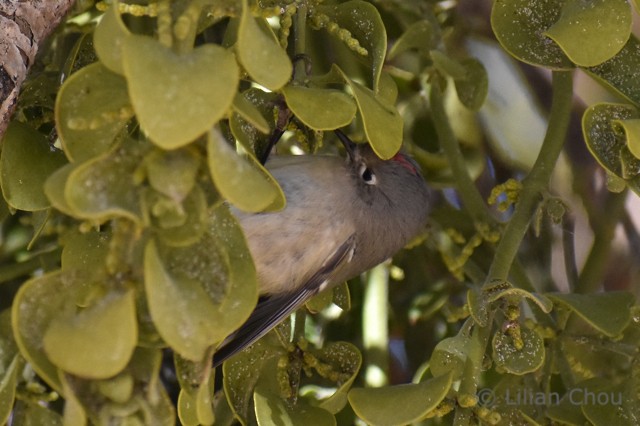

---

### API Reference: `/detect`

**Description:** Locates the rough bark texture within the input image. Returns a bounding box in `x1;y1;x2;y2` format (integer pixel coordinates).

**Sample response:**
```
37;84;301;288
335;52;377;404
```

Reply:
0;0;75;140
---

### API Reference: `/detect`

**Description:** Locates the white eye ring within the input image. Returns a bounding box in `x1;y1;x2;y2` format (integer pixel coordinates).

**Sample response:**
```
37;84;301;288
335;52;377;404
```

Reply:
359;163;377;185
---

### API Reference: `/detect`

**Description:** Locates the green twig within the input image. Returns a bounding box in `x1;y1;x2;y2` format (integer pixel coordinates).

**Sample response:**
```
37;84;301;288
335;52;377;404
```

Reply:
363;263;389;387
486;71;574;286
293;1;308;83
575;190;627;293
429;83;494;227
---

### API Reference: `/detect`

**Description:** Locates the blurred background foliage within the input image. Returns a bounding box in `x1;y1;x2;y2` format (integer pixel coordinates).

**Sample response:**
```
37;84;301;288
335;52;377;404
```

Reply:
0;0;639;425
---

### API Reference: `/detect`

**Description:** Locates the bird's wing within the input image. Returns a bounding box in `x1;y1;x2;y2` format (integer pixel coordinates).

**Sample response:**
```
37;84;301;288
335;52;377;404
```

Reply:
212;234;356;367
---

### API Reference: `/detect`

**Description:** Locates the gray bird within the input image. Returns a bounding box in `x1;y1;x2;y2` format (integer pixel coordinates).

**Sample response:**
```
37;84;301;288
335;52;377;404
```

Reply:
214;136;432;366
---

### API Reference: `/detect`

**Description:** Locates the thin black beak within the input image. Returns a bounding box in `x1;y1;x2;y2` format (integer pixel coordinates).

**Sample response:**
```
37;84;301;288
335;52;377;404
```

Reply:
334;129;357;161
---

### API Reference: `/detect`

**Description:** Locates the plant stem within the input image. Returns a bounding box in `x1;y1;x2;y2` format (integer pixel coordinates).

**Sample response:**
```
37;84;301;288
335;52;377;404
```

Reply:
486;71;574;285
363;263;389;387
293;1;308;83
429;83;494;227
575;190;627;293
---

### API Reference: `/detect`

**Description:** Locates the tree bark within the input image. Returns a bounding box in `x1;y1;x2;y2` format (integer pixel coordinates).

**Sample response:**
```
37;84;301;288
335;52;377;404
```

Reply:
0;0;75;140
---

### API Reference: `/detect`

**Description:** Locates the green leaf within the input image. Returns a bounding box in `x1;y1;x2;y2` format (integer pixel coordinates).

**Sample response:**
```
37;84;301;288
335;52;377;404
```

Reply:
230;88;278;155
283;85;357;130
255;385;336;426
232;93;270;134
123;35;238;148
144;239;224;362
348;372;452;426
65;138;147;223
148;186;208;247
145;205;258;361
145;148;200;203
582;103;640;193
44;163;77;216
55;62;132;162
12;271;74;392
317;0;387;91
317;342;362;414
454;58;488;111
237;0;292;91
94;1;130;74
43;290;137;379
223;331;286;423
0;121;67;211
207;128;285;213
544;0;631;67
492;328;545;375
0;355;19;426
177;367;215;426
615;118;640;159
387;20;437;59
430;334;468;380
586;35;640;106
337;68;403;159
547;292;633;337
491;0;573;69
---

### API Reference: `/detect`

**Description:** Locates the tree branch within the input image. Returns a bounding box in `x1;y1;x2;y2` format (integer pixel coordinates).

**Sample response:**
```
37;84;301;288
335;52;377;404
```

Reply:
0;0;75;140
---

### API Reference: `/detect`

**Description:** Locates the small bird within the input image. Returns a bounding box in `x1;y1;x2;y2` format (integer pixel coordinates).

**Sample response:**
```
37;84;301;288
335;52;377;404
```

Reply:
213;135;432;366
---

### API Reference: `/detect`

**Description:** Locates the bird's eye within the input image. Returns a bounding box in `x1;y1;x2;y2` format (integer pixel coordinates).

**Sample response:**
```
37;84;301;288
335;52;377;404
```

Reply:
359;164;377;185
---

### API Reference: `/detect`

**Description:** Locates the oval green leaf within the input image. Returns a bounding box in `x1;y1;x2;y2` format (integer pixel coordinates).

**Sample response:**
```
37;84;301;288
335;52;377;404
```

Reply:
144;239;224;361
454;58;489;112
348;371;452;426
544;0;631;67
43;290;137;379
237;0;291;91
12;271;75;392
317;342;362;414
55;62;133;162
207;128;285;213
255;385;336;426
492;328;544;375
65;139;147;223
123;35;238;148
582;103;640;193
387;20;437;59
491;0;573;69
94;1;130;74
43;163;77;216
283;85;356;130
338;69;403;159
0;122;67;211
547;291;633;337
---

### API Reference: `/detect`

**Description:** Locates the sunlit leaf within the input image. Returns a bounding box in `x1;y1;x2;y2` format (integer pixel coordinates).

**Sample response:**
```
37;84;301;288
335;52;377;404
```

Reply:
283;85;356;130
544;0;631;67
237;0;291;90
43;290;137;379
337;68;402;159
348;372;452;425
65;138;147;223
12;271;75;392
123;35;238;148
207;128;285;213
55;62;132;162
0;121;67;211
94;1;130;74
